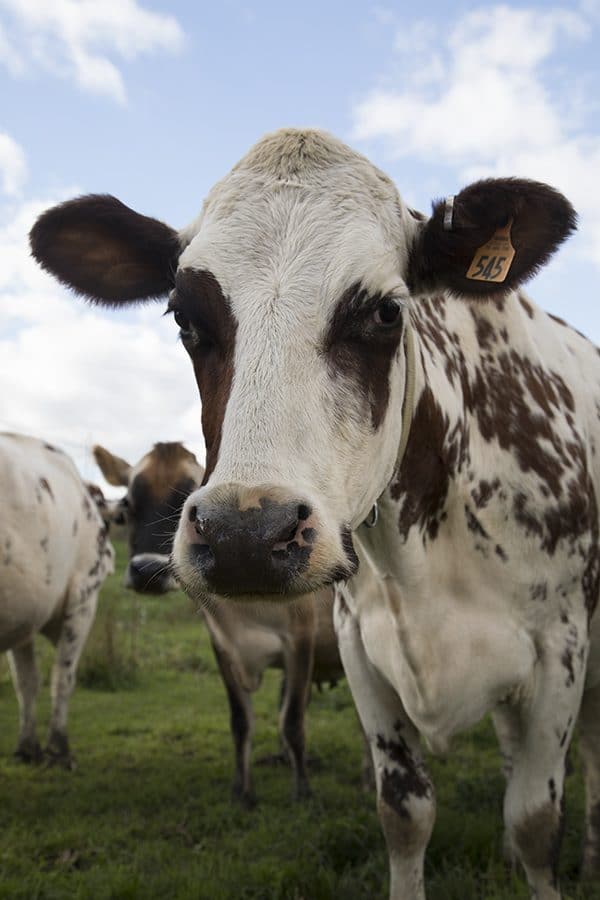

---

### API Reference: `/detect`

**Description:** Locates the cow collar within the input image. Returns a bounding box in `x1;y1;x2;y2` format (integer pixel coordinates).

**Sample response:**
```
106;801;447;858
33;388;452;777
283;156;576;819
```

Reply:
363;319;416;529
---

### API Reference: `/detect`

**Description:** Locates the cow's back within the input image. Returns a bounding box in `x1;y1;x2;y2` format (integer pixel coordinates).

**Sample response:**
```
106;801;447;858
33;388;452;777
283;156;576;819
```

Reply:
0;434;104;650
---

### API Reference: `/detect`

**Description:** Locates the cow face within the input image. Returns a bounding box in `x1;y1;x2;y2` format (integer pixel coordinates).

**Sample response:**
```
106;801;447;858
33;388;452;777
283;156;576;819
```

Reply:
31;129;575;603
93;443;203;594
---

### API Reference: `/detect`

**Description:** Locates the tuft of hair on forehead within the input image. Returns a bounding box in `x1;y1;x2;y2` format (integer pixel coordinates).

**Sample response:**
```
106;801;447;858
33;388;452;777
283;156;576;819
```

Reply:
233;128;394;190
147;442;197;465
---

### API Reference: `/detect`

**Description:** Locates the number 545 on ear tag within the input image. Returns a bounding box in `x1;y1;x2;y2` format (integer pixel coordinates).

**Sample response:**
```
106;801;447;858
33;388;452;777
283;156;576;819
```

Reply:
466;219;515;283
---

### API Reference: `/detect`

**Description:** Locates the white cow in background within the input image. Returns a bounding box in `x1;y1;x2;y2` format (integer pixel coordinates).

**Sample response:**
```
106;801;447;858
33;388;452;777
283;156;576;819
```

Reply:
0;433;114;767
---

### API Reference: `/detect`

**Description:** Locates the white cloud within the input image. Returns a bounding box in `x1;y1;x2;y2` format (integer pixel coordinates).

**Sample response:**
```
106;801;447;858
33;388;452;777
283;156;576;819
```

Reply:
0;132;27;195
0;196;204;495
0;0;184;103
352;4;600;268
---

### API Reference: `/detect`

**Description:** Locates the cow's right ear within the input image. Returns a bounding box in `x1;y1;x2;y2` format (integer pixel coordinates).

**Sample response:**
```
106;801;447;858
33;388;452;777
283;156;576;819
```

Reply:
93;445;132;486
30;195;181;305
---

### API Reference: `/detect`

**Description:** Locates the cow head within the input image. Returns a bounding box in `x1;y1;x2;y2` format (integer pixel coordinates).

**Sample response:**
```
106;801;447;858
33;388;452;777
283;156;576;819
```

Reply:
30;129;576;603
93;442;203;594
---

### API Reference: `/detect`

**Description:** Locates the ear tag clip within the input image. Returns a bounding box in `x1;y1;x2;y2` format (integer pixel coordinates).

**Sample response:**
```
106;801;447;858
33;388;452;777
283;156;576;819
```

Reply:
466;218;516;283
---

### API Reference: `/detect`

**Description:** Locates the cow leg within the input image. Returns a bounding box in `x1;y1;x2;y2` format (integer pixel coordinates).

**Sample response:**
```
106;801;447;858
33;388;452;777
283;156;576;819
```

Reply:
7;641;43;763
495;645;585;900
579;681;600;878
211;640;256;807
279;633;314;800
335;596;435;900
46;586;98;768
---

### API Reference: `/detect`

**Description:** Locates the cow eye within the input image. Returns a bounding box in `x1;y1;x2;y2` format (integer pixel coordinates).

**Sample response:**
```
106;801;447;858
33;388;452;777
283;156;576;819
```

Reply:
174;309;191;332
374;298;402;327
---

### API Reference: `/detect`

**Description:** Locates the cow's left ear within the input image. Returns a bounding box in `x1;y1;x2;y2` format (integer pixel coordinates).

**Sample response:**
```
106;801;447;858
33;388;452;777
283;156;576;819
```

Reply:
30;195;181;305
407;178;577;299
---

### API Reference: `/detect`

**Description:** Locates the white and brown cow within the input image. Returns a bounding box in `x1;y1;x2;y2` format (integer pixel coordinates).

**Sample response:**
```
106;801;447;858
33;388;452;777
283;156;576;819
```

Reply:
0;433;114;767
93;440;348;804
30;128;598;897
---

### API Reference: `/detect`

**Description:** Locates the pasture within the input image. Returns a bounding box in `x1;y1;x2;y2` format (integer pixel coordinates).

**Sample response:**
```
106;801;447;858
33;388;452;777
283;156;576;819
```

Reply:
0;539;595;899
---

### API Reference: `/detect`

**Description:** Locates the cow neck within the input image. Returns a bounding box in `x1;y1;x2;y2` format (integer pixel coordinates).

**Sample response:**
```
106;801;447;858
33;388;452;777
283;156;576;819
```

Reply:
363;319;416;529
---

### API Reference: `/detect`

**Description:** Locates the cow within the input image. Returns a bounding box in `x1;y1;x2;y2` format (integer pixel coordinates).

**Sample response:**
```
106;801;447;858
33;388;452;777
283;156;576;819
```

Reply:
29;127;596;898
0;433;114;768
93;441;351;804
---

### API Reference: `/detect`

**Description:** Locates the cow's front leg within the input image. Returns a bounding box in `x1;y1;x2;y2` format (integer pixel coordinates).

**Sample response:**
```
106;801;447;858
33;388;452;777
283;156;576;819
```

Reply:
46;585;98;768
494;629;586;900
7;640;43;763
279;630;314;799
335;592;435;900
211;639;256;807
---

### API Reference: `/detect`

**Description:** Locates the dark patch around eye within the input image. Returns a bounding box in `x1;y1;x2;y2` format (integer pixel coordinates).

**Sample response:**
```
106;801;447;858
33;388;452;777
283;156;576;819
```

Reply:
323;282;405;429
174;268;237;480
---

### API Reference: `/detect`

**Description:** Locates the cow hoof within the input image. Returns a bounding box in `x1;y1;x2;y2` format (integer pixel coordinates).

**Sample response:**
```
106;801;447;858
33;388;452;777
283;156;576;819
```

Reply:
45;732;75;770
232;786;257;810
44;748;76;770
14;739;44;765
293;779;312;801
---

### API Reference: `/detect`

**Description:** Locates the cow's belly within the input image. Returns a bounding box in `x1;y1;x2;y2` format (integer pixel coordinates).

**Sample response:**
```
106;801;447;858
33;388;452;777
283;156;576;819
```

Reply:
358;589;536;752
0;524;73;650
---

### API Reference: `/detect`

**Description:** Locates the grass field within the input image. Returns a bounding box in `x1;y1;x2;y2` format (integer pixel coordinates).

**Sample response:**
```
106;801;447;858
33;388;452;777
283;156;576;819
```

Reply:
0;539;597;899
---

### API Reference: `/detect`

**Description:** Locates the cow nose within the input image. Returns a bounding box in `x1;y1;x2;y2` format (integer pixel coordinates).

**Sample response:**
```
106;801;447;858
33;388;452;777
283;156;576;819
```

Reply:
125;553;174;594
185;490;316;594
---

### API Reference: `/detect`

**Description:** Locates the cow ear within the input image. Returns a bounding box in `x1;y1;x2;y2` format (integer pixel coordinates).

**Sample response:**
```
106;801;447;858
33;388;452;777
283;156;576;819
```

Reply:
93;445;132;486
30;195;181;305
407;178;577;300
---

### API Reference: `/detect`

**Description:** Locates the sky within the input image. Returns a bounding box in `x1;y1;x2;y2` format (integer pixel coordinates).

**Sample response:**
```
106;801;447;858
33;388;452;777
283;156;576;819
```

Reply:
1;0;600;494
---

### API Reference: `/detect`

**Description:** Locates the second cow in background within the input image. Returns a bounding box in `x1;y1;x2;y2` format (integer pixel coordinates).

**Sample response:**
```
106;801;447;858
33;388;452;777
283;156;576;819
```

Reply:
94;442;347;805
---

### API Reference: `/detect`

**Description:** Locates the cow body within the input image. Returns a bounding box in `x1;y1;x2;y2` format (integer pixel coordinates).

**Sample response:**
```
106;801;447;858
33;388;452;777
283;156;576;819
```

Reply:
94;442;348;803
0;433;114;766
30;129;596;896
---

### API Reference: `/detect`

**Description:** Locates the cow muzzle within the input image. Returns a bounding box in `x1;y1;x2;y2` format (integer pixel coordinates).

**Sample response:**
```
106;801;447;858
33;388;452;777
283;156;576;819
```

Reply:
125;553;179;594
172;483;358;599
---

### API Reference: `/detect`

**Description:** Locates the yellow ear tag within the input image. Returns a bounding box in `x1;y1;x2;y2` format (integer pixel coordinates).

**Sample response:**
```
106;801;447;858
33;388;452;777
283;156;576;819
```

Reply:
466;219;516;283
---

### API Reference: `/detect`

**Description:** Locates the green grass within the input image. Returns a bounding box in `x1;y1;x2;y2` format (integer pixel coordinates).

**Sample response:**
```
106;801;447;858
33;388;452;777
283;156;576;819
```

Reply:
0;539;596;899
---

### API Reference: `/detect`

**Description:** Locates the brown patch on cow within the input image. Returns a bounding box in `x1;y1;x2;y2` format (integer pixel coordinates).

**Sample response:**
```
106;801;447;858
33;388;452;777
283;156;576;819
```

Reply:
549;313;568;328
392;384;467;541
530;582;548;602
39;477;54;500
471;479;500;509
470;308;497;351
519;294;535;318
324;282;404;430
464;505;490;539
513;802;562;881
174;269;237;480
376;729;434;859
237;489;266;513
3;536;12;566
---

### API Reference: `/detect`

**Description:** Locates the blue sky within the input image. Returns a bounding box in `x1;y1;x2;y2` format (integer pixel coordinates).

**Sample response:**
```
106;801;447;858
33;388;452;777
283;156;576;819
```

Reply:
1;0;600;489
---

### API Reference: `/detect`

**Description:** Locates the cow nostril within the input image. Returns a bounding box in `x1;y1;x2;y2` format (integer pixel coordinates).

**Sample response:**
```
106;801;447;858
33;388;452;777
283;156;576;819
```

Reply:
188;504;197;523
298;504;312;522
